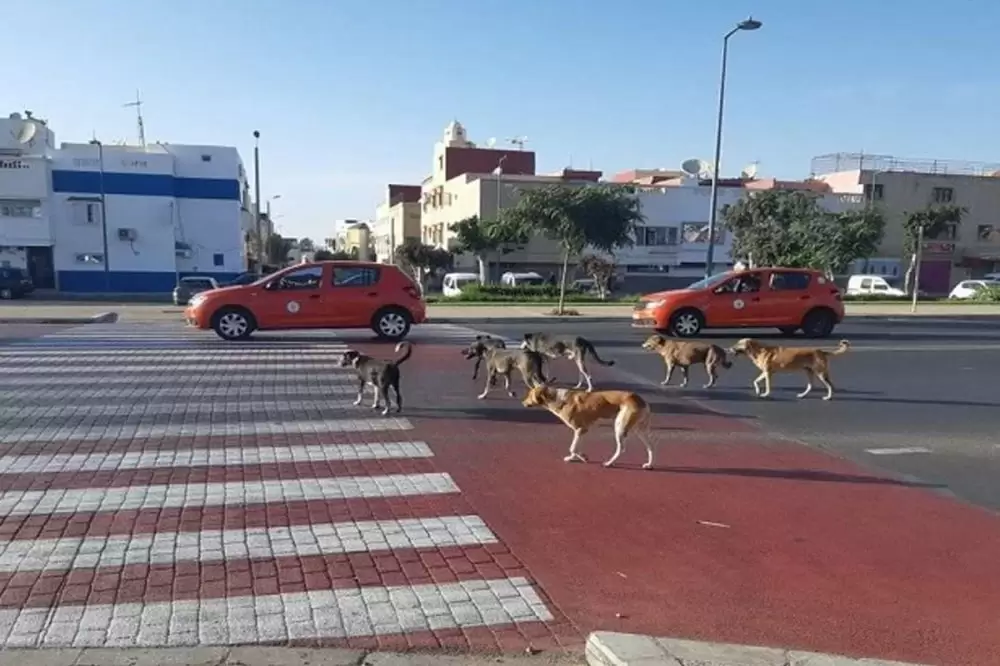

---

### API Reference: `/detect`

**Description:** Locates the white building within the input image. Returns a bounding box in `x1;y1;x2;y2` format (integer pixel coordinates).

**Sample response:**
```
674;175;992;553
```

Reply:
0;111;251;293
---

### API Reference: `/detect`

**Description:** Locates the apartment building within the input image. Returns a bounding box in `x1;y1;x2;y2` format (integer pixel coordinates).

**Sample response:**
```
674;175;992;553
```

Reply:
814;152;1000;293
372;185;421;264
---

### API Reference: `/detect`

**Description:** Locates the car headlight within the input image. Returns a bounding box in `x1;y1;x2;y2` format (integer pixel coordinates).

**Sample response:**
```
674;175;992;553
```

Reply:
644;300;665;309
188;294;206;307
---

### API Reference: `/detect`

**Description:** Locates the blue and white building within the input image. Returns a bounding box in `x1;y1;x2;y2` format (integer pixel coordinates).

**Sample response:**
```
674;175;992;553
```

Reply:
0;111;252;293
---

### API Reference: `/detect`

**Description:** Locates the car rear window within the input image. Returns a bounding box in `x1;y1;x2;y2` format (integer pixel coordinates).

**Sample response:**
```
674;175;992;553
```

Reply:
183;278;214;289
769;271;811;291
333;266;380;287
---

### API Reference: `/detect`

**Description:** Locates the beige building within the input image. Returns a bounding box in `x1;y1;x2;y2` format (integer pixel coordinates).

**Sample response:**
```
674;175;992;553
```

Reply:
814;153;1000;293
372;185;422;264
332;221;373;260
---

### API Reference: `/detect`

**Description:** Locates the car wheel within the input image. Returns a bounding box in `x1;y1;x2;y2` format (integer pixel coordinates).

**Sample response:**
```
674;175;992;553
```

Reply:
372;307;412;341
801;309;835;339
211;307;255;341
0;288;12;300
669;309;704;338
778;326;798;336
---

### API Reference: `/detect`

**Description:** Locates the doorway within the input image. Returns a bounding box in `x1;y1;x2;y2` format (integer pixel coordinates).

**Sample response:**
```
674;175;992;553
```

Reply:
27;246;55;289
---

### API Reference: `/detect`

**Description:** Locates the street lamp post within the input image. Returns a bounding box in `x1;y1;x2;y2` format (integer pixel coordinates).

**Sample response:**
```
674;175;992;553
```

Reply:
253;130;263;272
705;16;762;278
90;139;111;292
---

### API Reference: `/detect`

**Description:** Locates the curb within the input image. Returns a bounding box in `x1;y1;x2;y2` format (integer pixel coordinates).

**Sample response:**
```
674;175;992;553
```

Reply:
0;311;118;325
585;632;930;666
433;316;626;325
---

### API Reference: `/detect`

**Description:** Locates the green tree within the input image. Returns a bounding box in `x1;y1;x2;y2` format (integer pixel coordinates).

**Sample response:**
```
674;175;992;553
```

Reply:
501;184;644;313
313;249;354;261
265;234;294;265
723;190;885;274
578;254;615;300
394;238;453;292
448;215;528;284
901;204;965;294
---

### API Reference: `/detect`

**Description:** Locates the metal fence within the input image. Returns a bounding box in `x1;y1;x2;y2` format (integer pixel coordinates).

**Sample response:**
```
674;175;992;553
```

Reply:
811;153;1000;177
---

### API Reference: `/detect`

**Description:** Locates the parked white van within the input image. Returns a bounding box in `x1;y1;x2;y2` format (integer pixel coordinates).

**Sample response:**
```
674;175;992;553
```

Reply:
845;274;906;297
500;271;546;287
441;272;481;298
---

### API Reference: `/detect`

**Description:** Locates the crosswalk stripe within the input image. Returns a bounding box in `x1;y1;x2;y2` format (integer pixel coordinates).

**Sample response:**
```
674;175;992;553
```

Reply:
0;384;361;403
1;373;358;387
0;362;351;374
0;516;496;573
0;577;551;647
0;416;412;445
0;351;349;361
0;399;372;420
0;472;459;517
0;442;434;475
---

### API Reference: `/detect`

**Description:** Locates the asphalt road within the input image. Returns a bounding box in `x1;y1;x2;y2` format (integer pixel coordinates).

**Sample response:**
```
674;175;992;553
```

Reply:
473;316;1000;512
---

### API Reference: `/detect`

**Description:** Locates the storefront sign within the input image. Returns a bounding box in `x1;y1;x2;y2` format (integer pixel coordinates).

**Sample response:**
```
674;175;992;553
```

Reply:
0;159;28;169
922;241;955;255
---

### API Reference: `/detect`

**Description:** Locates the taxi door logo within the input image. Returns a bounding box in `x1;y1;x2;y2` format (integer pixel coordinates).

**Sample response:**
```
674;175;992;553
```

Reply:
286;301;300;314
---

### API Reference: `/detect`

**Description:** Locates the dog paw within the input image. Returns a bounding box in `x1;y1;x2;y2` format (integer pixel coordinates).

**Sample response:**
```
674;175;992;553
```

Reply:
602;460;617;468
477;394;487;400
563;454;586;463
352;399;362;406
380;409;390;416
642;462;654;470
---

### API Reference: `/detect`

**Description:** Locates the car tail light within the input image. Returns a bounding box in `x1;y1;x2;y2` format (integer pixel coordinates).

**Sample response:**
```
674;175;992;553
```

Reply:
832;288;842;300
403;285;421;300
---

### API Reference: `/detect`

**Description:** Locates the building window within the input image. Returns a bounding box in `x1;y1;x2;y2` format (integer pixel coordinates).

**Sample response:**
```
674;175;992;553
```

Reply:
75;253;104;265
212;252;224;266
977;225;1000;243
680;223;725;244
201;154;212;162
0;200;42;218
863;183;884;201
933;223;958;241
437;156;444;171
625;265;669;274
636;226;677;246
932;187;954;204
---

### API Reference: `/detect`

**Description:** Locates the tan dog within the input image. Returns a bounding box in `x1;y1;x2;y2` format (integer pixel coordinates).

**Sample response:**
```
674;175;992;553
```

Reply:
641;334;731;388
729;338;850;401
522;385;654;469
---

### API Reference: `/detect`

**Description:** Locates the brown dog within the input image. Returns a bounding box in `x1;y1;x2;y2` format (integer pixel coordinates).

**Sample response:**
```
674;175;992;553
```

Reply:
729;338;850;401
641;334;731;388
521;385;654;469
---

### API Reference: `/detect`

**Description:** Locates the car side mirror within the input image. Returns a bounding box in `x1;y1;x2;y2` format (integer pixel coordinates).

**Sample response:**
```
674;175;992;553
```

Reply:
263;280;278;291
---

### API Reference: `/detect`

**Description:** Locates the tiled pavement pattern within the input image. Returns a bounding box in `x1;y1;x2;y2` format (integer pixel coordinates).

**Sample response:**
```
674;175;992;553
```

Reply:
0;323;560;651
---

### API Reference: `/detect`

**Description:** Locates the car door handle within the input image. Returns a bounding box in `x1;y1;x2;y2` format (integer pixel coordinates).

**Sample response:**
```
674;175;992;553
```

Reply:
367;292;378;297
799;295;811;300
308;294;321;300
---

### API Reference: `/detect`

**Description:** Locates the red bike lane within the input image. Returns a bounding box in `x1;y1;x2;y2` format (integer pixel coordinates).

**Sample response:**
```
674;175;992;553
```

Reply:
391;341;1000;666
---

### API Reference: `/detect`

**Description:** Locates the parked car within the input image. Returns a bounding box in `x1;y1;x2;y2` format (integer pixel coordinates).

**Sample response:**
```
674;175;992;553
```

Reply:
0;268;32;300
845;274;906;298
632;267;845;338
225;272;261;287
442;272;480;298
184;260;427;341
948;279;1000;300
172;276;220;305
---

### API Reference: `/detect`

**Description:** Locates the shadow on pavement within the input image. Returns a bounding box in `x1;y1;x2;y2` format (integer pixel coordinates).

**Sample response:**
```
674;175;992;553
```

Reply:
647;465;947;488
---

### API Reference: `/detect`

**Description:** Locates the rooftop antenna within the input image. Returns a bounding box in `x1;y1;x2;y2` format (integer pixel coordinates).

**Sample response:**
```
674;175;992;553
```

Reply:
123;89;146;147
509;136;528;151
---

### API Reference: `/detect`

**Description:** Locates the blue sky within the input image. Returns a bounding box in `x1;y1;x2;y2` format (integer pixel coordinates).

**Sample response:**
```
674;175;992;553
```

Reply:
13;0;997;242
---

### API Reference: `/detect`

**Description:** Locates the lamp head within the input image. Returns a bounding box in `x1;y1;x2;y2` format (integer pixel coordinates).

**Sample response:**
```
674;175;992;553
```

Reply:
738;17;762;31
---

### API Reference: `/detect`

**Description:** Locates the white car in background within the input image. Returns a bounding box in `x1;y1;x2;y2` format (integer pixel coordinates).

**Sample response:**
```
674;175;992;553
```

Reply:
948;279;1000;300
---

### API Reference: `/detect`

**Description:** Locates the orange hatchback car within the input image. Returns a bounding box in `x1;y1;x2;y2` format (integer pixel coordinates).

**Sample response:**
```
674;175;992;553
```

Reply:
185;261;427;341
632;267;845;338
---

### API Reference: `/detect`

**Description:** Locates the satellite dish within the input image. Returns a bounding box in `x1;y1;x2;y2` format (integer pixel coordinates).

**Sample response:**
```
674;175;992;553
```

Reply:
15;121;36;144
740;163;758;179
486;137;496;148
697;159;715;178
680;159;702;177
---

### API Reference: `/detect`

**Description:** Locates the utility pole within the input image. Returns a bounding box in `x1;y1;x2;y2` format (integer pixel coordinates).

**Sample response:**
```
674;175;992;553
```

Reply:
123;90;146;147
90;139;111;292
910;224;924;314
253;130;263;272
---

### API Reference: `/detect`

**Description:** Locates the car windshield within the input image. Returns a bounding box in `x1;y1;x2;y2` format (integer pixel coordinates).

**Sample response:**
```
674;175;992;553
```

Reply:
685;272;732;291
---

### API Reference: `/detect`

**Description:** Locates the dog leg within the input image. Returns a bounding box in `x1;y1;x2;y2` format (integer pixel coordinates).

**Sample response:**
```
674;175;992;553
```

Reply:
371;383;381;410
503;374;515;397
472;359;480;380
478;370;493;400
353;379;365;406
379;385;392;415
797;369;815;399
703;363;717;389
752;374;764;396
564;430;588;463
604;411;628;467
393;381;403;412
660;362;675;386
760;372;773;398
817;371;835;401
679;365;690;388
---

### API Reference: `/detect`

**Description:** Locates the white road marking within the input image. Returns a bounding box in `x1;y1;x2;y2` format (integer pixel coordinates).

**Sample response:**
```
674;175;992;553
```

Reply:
0;416;413;445
0;352;349;362
0;577;552;647
0;516;496;573
0;472;459;517
864;447;933;455
1;374;357;387
0;363;352;374
0;441;434;475
0;384;361;402
0;347;350;357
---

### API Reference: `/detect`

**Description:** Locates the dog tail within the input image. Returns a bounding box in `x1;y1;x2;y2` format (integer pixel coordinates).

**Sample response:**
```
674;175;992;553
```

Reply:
391;341;414;367
828;340;851;355
581;338;616;366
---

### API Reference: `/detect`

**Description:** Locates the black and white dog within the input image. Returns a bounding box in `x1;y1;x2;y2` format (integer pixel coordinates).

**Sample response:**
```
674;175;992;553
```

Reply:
339;341;413;415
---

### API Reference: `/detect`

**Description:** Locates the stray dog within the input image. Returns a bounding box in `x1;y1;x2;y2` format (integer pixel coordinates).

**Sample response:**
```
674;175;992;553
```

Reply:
339;341;413;414
520;333;615;392
463;334;507;380
522;385;654;469
729;338;850;401
641;334;731;389
462;340;549;400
